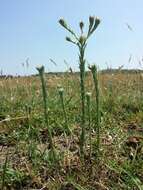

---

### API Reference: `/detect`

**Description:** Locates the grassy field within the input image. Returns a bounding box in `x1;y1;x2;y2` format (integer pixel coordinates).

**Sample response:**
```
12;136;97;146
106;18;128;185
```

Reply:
0;70;143;190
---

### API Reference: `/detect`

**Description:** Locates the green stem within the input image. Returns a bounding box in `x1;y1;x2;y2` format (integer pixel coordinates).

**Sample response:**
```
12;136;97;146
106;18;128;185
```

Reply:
86;92;92;158
37;66;55;155
79;44;86;156
90;65;100;155
59;88;71;134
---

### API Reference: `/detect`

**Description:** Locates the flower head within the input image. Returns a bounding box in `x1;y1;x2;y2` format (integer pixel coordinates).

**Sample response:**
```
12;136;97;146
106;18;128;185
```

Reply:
79;35;86;45
36;65;44;73
92;17;101;32
86;92;92;97
88;16;101;36
79;21;84;32
88;64;97;72
66;36;72;42
59;18;67;28
89;16;95;28
58;87;64;95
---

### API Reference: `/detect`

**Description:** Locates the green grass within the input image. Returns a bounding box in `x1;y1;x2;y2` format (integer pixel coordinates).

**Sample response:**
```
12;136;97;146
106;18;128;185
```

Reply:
0;71;143;190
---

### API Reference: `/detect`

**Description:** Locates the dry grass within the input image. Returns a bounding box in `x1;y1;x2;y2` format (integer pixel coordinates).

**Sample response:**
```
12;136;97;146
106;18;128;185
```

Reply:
0;71;143;190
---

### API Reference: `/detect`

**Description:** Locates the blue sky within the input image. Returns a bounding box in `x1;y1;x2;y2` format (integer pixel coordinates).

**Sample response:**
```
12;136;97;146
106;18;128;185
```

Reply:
0;0;143;75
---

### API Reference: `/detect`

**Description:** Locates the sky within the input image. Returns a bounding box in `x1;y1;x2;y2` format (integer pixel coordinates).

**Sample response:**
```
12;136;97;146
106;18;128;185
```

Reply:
0;0;143;75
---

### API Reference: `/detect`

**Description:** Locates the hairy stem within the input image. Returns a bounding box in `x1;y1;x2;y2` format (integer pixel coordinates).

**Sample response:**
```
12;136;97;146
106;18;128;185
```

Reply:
90;65;100;155
86;92;92;158
37;66;55;156
59;88;71;134
79;44;86;156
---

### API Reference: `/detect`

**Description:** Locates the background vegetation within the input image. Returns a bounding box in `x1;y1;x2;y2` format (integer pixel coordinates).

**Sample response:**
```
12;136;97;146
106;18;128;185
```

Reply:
0;17;143;190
